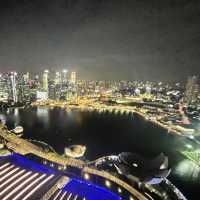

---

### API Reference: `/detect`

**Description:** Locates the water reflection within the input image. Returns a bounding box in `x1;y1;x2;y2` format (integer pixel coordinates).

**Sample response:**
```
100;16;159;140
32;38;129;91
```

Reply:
0;114;6;125
14;108;19;116
36;108;49;125
6;108;21;126
174;159;200;181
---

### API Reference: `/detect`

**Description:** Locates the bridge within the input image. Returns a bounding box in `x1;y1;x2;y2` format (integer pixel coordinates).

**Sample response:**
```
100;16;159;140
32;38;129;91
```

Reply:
0;124;147;200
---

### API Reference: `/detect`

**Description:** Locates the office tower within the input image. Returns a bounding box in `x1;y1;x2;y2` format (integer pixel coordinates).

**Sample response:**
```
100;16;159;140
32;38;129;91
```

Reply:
48;80;56;100
9;72;18;102
62;69;68;83
54;72;61;85
145;86;151;94
18;74;31;103
0;74;9;102
43;70;49;92
23;72;30;82
70;71;76;84
184;75;199;104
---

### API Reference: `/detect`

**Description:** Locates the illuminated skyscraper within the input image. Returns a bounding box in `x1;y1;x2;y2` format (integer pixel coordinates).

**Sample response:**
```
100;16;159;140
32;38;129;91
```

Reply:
184;75;199;104
0;74;9;102
62;69;68;83
54;72;61;85
23;72;29;82
18;73;32;103
43;70;49;92
70;71;76;84
9;72;18;102
48;80;56;100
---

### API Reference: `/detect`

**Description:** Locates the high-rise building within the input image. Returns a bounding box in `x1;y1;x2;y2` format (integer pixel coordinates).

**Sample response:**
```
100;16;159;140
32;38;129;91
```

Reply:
48;80;56;100
0;74;9;102
36;91;48;101
62;69;68;83
54;72;61;85
23;72;30;82
184;75;199;104
70;71;76;84
43;70;49;92
9;72;18;102
17;74;31;103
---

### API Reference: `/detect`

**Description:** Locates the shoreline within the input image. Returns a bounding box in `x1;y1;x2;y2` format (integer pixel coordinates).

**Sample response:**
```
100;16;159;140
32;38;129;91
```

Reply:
31;101;183;136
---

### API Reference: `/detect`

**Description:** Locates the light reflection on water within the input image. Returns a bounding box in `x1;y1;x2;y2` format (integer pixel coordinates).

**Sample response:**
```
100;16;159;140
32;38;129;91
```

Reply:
174;159;200;182
14;108;19;116
0;114;6;124
6;108;21;126
36;108;49;125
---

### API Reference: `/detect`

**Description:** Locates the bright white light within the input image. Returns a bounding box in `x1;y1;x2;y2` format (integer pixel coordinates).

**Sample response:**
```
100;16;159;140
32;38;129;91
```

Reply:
50;163;54;167
0;169;26;189
0;167;19;182
66;193;72;200
63;69;68;73
105;180;111;188
132;163;138;167
189;135;194;139
0;165;14;176
0;171;32;195
22;174;54;200
12;174;46;200
0;162;10;170
185;144;193;149
53;190;62;200
1;172;37;199
60;192;67;200
73;195;78;200
84;173;90;180
58;166;62;170
118;187;122;193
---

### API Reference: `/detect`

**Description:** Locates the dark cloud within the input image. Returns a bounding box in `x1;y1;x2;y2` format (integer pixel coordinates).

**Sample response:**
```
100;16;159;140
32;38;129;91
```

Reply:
0;0;200;81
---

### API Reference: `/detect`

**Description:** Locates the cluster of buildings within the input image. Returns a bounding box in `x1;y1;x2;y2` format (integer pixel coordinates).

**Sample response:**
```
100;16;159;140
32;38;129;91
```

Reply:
0;70;77;104
0;70;199;109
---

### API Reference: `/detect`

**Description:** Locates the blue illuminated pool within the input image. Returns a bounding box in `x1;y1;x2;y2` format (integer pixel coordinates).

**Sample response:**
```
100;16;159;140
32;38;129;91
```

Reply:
0;154;122;200
63;178;122;200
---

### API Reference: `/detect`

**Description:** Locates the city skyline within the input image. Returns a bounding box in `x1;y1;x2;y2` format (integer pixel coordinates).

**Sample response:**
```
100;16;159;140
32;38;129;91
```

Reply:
0;0;200;81
0;1;200;199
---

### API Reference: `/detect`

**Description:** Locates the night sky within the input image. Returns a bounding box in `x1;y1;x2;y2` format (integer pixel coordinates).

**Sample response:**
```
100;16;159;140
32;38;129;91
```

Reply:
0;0;200;81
